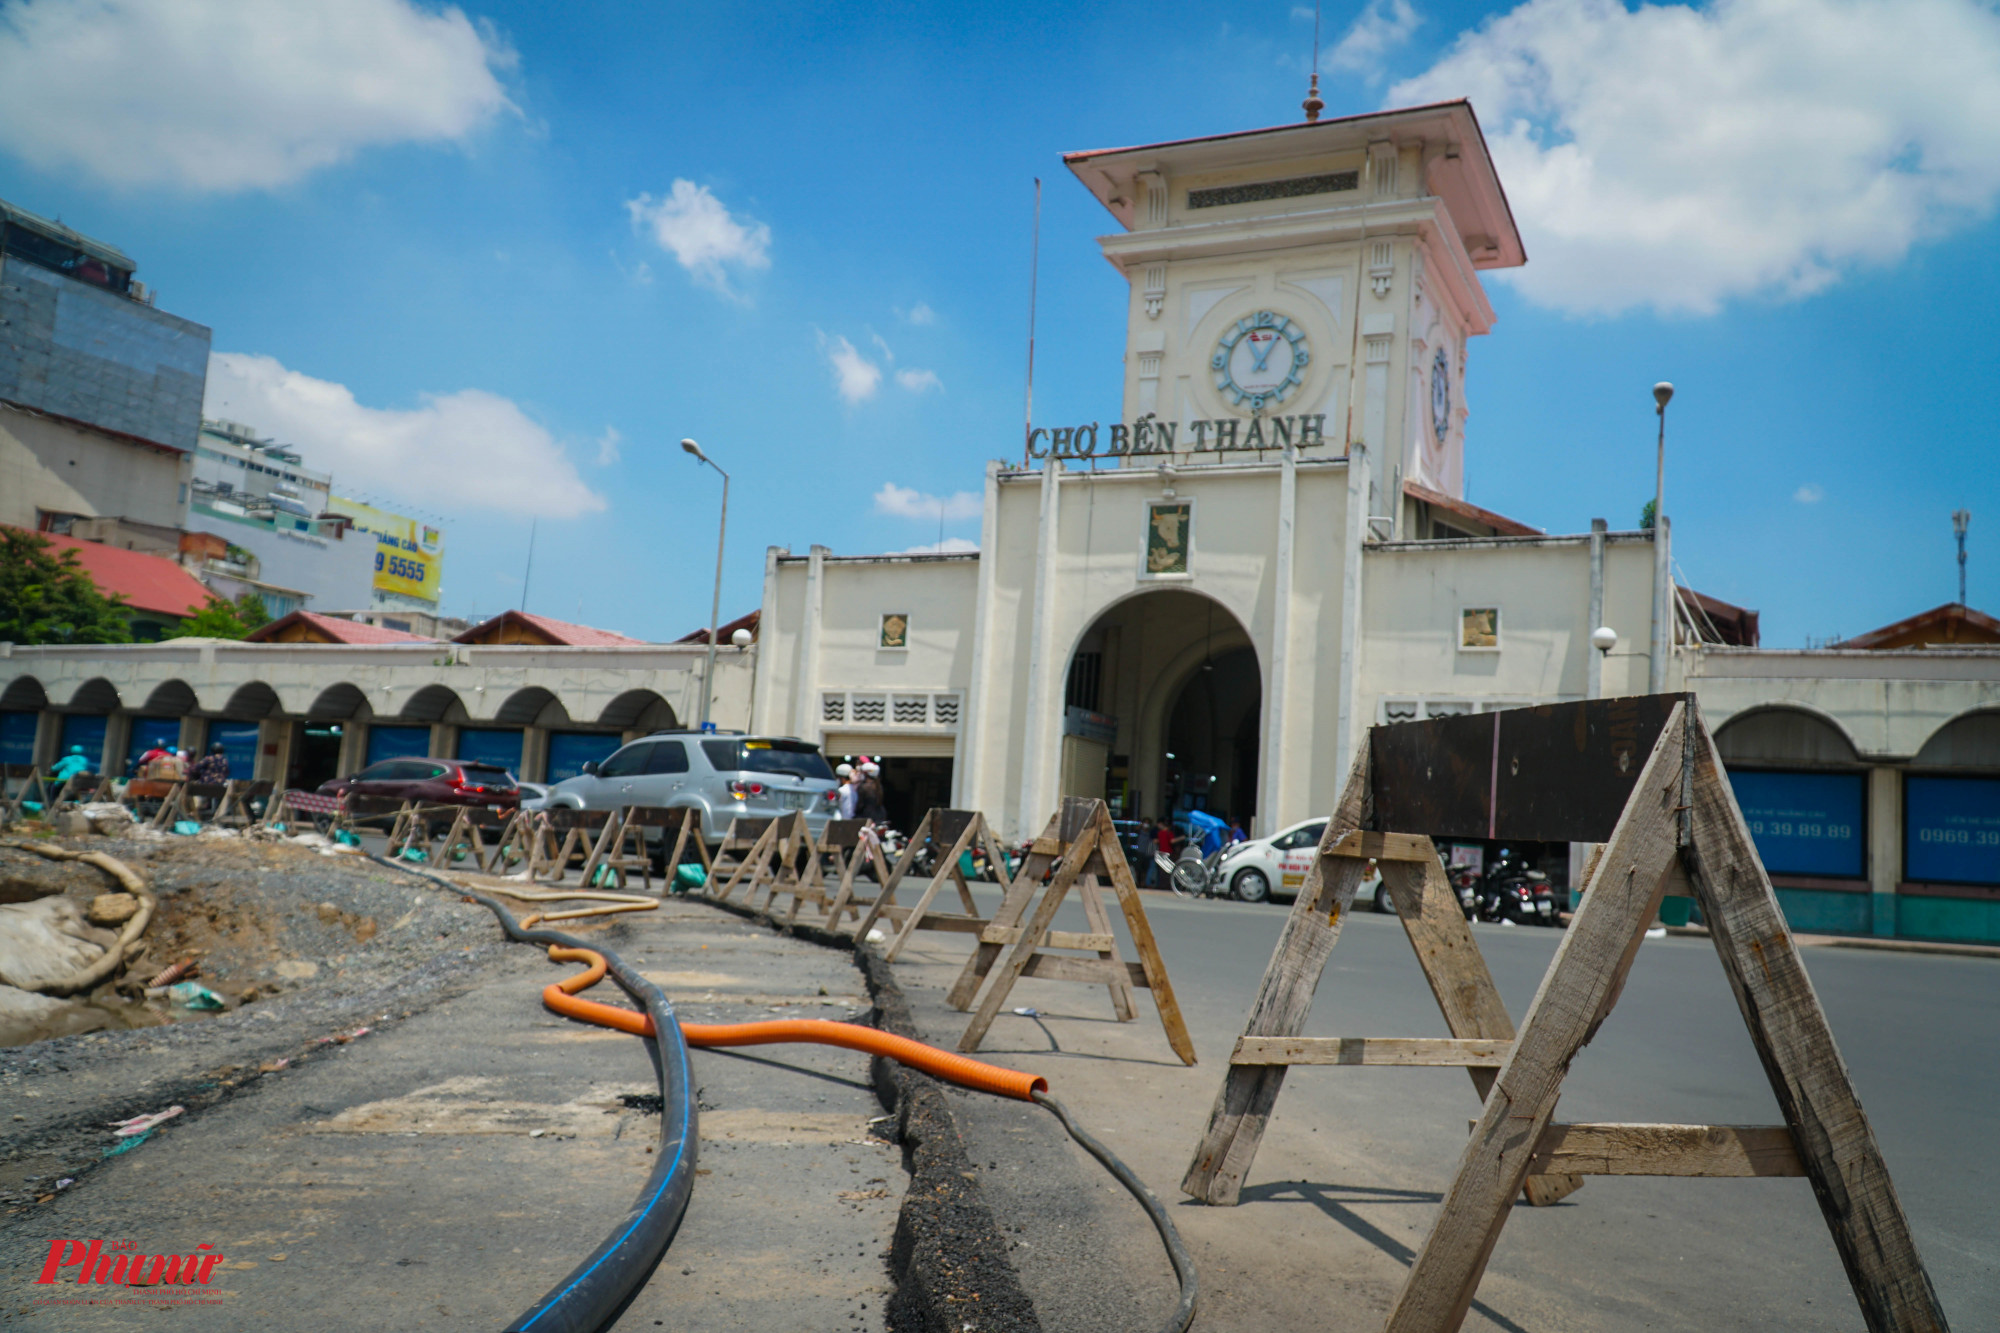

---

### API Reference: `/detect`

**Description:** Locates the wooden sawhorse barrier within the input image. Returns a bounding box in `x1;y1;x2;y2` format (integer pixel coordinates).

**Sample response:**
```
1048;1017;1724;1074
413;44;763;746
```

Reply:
630;806;708;892
948;797;1195;1065
1182;743;1583;1209
816;820;893;929
1191;695;1948;1333
2;765;50;825
850;808;1011;961
705;817;774;901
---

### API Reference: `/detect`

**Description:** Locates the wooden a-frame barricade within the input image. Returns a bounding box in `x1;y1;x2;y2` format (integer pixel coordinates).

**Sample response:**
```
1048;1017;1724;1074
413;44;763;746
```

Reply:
849;808;1011;962
948;797;1196;1066
704;817;774;901
629;806;708;891
816;820;894;929
1188;695;1949;1333
741;812;808;913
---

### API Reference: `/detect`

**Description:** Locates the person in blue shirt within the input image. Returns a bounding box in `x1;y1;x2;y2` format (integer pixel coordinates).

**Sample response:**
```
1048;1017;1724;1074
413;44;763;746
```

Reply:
50;745;93;783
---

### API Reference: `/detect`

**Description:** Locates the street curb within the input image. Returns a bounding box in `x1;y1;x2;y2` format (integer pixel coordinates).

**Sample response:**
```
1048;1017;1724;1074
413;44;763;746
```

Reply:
1664;922;2000;960
694;896;1043;1333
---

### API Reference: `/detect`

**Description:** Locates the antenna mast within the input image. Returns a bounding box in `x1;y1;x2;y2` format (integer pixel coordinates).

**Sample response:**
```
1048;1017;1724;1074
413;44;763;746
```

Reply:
1023;178;1042;466
1954;509;1971;605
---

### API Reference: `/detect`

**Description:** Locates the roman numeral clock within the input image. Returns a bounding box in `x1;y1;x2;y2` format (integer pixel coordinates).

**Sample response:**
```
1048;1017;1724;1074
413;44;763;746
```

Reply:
1212;311;1309;410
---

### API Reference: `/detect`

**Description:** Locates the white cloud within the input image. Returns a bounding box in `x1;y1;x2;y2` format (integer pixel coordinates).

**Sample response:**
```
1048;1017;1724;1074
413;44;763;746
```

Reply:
204;353;606;519
895;368;943;394
1794;483;1825;504
901;302;937;325
896;538;980;555
871;332;896;364
626;180;771;297
873;483;981;522
1327;0;1422;73
0;0;513;191
823;335;882;404
1392;0;2000;316
595;426;622;467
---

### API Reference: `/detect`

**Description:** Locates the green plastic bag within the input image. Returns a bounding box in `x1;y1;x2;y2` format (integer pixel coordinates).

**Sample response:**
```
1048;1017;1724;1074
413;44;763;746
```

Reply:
167;982;225;1011
172;820;201;836
674;863;708;890
399;847;428;862
334;830;362;847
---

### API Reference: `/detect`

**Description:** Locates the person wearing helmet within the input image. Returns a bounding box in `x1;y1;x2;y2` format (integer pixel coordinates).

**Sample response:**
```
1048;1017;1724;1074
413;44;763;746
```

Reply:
835;763;859;820
856;762;888;823
51;744;93;783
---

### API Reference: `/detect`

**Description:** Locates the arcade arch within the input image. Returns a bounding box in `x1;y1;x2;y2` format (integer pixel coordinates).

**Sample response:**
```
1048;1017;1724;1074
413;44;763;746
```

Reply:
1059;589;1260;825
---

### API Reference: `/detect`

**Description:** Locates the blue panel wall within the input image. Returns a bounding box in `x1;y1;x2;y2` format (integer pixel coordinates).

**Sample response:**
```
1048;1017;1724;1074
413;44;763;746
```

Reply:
1905;775;2000;886
1772;887;1873;935
548;732;619;784
209;722;261;779
58;715;107;769
366;726;432;766
126;716;183;771
456;728;523;776
1727;770;1866;879
1;712;36;766
1896;893;2000;945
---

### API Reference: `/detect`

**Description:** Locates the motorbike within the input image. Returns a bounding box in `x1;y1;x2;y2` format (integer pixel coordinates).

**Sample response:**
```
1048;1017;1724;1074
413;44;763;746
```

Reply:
1476;849;1560;926
1449;866;1481;920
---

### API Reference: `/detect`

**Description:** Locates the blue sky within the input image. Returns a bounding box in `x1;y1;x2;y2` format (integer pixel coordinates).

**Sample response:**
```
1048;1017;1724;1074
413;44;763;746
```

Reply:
2;0;1995;646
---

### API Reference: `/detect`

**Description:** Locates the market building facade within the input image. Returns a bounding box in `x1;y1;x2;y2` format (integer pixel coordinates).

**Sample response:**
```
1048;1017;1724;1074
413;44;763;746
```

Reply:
5;102;1997;942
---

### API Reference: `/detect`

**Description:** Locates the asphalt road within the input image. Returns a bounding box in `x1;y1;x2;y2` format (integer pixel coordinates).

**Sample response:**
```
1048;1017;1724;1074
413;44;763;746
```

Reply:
886;883;1998;1332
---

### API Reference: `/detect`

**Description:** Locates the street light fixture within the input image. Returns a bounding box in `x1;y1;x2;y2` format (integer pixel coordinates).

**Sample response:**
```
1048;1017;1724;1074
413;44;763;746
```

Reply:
1591;626;1619;656
1649;383;1674;694
681;438;730;729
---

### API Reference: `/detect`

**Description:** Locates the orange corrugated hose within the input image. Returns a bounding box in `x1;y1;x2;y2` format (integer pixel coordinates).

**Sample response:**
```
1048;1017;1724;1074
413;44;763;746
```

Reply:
542;946;1047;1102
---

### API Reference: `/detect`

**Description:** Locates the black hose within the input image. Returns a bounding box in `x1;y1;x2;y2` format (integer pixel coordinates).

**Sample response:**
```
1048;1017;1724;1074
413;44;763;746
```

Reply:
368;856;697;1333
1032;1087;1198;1333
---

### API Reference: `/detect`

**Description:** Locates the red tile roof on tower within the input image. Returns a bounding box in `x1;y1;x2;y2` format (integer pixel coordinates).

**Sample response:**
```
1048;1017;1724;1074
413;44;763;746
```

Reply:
19;526;211;618
246;611;437;645
452;610;649;647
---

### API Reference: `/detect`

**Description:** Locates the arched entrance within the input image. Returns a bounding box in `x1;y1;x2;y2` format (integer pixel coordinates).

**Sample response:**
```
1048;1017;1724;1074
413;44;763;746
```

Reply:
1060;589;1260;825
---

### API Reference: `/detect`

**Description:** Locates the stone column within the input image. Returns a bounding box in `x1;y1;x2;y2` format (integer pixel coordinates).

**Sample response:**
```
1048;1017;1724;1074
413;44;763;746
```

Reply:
1257;444;1298;836
1015;459;1063;840
1869;765;1901;937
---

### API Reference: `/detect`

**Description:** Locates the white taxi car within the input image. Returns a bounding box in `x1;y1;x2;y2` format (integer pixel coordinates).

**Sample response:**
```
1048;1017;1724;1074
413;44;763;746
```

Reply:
1214;818;1393;909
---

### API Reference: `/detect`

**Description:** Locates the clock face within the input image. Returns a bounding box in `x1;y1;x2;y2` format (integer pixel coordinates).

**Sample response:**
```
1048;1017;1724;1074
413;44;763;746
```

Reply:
1430;347;1451;442
1212;311;1309;409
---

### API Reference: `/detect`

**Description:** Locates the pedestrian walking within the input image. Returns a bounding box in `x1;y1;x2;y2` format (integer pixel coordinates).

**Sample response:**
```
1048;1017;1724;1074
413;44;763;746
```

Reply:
835;763;859;820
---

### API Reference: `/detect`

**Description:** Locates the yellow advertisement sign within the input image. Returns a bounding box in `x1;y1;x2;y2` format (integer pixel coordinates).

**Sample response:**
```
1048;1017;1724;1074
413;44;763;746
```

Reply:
328;497;444;605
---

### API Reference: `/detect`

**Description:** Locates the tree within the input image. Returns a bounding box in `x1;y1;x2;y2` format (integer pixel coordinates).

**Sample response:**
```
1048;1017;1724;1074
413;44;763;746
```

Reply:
166;593;271;641
1640;498;1657;531
0;528;133;645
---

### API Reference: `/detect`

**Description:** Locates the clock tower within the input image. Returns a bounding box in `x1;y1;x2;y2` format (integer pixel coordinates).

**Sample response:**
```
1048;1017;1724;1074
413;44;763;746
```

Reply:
1064;99;1524;499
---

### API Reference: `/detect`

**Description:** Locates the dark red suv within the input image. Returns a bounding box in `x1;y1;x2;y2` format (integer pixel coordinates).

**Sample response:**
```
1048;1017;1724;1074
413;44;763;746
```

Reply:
319;757;520;810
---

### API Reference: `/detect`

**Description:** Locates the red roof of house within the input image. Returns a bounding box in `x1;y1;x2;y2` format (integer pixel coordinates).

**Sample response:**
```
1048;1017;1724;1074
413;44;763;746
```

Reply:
453;610;648;647
21;526;211;618
1402;482;1544;538
1831;602;2000;650
675;608;759;645
246;610;436;645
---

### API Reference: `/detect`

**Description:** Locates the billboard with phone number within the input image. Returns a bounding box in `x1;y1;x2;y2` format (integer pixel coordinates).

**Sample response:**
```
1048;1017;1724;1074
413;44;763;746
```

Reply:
1726;769;1866;879
1905;775;2000;886
328;496;444;605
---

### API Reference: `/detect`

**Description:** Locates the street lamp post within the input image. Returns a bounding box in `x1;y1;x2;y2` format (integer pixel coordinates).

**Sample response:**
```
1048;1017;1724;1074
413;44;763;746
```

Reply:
682;438;730;729
1650;382;1674;694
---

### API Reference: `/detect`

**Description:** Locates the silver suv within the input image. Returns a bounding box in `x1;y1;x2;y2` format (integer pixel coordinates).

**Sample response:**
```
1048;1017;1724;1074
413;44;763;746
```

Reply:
543;731;840;848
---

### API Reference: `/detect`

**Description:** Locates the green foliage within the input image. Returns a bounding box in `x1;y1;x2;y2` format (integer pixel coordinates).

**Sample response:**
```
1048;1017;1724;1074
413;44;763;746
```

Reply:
1640;498;1657;531
166;592;271;641
0;528;133;645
